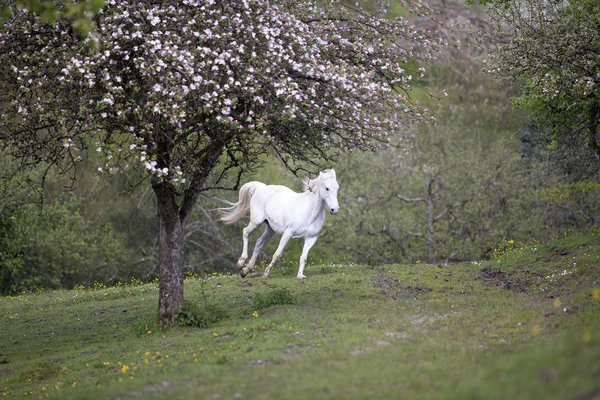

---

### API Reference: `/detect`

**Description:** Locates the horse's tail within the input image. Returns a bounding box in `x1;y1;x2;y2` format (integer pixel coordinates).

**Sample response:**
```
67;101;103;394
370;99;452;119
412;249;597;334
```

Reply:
219;182;263;225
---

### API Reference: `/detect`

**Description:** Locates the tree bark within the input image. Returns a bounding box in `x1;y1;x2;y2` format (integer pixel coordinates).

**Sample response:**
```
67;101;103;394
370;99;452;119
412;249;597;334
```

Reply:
150;127;226;327
154;180;185;327
425;197;436;264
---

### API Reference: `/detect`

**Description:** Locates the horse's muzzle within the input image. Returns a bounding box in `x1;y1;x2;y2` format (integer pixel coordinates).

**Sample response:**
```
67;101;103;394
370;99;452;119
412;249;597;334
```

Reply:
330;207;339;215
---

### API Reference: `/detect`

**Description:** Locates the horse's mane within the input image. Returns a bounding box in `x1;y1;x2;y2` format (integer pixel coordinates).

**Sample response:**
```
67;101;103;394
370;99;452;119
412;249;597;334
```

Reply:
301;169;336;193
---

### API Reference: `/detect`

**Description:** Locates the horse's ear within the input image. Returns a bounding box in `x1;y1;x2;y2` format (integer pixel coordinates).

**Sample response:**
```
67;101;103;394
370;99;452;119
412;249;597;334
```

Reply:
320;169;335;178
309;179;317;192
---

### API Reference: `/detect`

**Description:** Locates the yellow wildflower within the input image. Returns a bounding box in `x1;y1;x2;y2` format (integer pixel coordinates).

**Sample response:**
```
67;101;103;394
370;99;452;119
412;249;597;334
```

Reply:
552;298;561;308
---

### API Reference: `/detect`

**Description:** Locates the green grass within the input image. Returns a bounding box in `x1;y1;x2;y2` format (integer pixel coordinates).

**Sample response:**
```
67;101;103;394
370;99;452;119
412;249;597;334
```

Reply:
1;231;600;399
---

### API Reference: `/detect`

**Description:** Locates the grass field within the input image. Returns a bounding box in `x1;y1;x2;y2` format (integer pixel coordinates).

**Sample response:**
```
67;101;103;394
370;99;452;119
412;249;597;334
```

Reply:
1;231;599;399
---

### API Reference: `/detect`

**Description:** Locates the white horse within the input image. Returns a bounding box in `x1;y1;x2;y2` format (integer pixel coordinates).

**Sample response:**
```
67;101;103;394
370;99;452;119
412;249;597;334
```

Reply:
219;169;340;279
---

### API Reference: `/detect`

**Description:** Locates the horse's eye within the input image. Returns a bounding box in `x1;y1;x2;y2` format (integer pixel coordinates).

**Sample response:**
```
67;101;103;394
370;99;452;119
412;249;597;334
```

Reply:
325;187;329;191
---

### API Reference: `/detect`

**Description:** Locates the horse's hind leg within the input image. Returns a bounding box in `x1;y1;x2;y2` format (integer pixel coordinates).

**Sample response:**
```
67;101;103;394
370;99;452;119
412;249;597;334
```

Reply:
238;220;260;271
263;231;293;278
241;222;275;277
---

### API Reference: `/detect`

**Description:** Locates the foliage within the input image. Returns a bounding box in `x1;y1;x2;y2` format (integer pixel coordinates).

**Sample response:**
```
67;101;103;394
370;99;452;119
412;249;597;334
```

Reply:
176;278;229;328
249;287;297;311
0;0;105;36
11;361;60;385
516;120;600;231
0;214;24;295
481;0;600;160
518;123;600;229
325;134;523;263
537;182;600;227
518;121;600;182
0;197;135;295
176;300;229;329
539;182;600;204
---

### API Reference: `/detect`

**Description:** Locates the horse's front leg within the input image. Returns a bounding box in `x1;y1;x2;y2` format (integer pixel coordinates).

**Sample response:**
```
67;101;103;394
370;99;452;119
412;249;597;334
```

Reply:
263;231;293;277
238;221;259;271
297;236;318;279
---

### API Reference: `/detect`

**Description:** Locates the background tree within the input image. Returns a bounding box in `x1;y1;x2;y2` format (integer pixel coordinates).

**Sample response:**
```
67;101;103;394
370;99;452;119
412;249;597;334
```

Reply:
300;0;543;266
0;160;157;295
394;131;450;264
481;0;600;160
0;0;443;325
324;116;528;265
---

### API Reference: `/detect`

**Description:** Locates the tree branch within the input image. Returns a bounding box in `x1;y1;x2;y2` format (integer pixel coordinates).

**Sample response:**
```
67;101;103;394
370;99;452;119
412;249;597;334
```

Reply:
396;193;426;203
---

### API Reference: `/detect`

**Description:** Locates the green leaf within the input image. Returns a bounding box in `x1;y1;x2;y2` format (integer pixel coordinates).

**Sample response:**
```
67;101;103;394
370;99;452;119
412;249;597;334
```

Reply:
0;5;12;19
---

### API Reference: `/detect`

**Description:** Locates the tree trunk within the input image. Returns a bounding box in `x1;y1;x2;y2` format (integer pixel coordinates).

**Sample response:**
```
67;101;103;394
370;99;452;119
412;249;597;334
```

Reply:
154;181;185;327
426;197;436;264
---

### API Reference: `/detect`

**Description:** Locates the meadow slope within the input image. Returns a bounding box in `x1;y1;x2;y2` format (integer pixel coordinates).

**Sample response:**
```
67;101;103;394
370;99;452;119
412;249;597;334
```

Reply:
1;231;599;399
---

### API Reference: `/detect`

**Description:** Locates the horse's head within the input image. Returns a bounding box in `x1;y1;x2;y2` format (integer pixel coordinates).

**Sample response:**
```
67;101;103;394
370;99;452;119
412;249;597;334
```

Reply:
316;169;340;215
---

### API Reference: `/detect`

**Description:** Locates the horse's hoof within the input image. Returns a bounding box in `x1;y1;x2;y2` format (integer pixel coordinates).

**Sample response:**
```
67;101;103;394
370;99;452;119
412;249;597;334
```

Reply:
297;274;307;280
236;260;245;270
262;273;269;278
240;267;249;277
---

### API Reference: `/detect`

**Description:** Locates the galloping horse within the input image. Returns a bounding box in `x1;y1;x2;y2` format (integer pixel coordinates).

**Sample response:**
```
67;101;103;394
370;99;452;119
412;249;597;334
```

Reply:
219;170;340;279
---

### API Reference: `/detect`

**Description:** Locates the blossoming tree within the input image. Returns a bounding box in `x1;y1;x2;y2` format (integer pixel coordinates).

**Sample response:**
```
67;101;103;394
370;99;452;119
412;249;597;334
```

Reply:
0;0;443;326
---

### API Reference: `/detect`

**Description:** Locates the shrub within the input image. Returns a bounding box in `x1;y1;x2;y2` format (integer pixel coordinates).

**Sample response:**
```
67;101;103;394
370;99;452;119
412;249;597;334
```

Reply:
0;200;135;294
250;287;297;311
177;300;229;328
